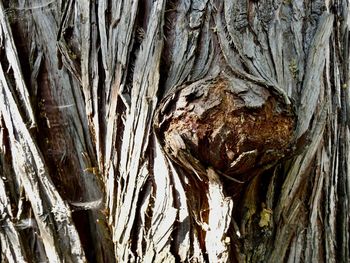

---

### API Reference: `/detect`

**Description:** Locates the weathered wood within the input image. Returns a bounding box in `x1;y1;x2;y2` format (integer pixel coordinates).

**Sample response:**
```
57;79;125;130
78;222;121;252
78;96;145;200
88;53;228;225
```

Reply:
0;56;85;262
0;0;349;262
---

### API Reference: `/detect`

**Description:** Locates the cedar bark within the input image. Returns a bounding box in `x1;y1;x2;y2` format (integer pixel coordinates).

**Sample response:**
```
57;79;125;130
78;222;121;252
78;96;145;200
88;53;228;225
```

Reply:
0;0;349;262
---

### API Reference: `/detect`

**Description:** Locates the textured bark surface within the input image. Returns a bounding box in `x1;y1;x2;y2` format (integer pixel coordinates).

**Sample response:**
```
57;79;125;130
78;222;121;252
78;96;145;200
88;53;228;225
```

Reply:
155;74;295;183
0;0;349;262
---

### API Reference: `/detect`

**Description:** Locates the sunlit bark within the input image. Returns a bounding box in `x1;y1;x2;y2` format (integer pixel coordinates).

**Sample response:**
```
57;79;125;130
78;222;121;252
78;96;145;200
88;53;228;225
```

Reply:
0;0;349;262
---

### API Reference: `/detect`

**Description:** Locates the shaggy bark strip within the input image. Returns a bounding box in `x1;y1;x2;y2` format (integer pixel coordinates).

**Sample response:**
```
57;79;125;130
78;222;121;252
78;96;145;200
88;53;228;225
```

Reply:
0;0;349;262
112;1;166;261
0;64;85;262
0;1;36;128
205;168;233;263
0;175;27;262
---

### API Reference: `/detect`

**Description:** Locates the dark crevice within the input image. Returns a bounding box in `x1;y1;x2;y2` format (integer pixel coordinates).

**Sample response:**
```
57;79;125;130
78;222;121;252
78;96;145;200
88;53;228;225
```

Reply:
166;155;182;263
72;211;96;263
96;46;106;166
336;125;349;261
157;0;178;100
8;18;32;91
122;1;146;100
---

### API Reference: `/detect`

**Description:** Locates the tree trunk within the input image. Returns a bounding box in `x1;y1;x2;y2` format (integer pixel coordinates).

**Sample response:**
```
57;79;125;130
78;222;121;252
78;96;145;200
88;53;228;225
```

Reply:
0;0;349;262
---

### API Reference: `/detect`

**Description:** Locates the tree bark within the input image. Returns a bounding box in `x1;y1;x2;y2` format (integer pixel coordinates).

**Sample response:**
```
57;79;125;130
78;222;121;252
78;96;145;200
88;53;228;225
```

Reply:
0;0;349;262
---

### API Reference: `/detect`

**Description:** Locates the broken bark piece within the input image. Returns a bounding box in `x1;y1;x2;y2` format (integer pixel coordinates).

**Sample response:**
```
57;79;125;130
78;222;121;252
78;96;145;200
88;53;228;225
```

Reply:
155;74;296;182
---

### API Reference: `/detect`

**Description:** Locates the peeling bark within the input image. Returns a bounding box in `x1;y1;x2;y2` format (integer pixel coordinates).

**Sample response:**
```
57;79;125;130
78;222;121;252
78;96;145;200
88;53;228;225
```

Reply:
0;0;349;262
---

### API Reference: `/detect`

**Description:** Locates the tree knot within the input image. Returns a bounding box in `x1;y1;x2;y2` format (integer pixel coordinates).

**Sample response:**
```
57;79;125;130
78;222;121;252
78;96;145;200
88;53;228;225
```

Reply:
154;75;296;183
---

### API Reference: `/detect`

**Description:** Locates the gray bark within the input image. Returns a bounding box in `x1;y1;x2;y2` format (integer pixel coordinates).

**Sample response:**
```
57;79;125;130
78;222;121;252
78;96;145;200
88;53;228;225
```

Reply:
0;0;349;262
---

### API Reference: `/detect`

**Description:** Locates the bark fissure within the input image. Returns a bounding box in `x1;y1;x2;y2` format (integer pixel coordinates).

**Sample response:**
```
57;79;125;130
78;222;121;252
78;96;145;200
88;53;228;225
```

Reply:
0;0;349;262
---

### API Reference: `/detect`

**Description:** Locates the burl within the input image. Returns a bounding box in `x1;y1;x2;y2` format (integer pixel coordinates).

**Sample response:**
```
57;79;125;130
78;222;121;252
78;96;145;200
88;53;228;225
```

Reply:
154;74;296;185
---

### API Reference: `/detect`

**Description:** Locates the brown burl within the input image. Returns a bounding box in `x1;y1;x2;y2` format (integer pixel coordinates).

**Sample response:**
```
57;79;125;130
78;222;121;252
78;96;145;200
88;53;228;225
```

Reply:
154;74;296;186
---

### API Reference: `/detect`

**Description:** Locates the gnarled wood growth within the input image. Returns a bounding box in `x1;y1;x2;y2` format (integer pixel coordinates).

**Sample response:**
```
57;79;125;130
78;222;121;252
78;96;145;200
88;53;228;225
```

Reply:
154;74;296;262
155;75;295;184
0;0;349;262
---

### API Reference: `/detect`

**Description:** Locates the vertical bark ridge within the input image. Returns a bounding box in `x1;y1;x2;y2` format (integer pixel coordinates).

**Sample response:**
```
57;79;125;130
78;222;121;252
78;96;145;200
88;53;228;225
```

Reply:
0;0;349;262
112;1;166;261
